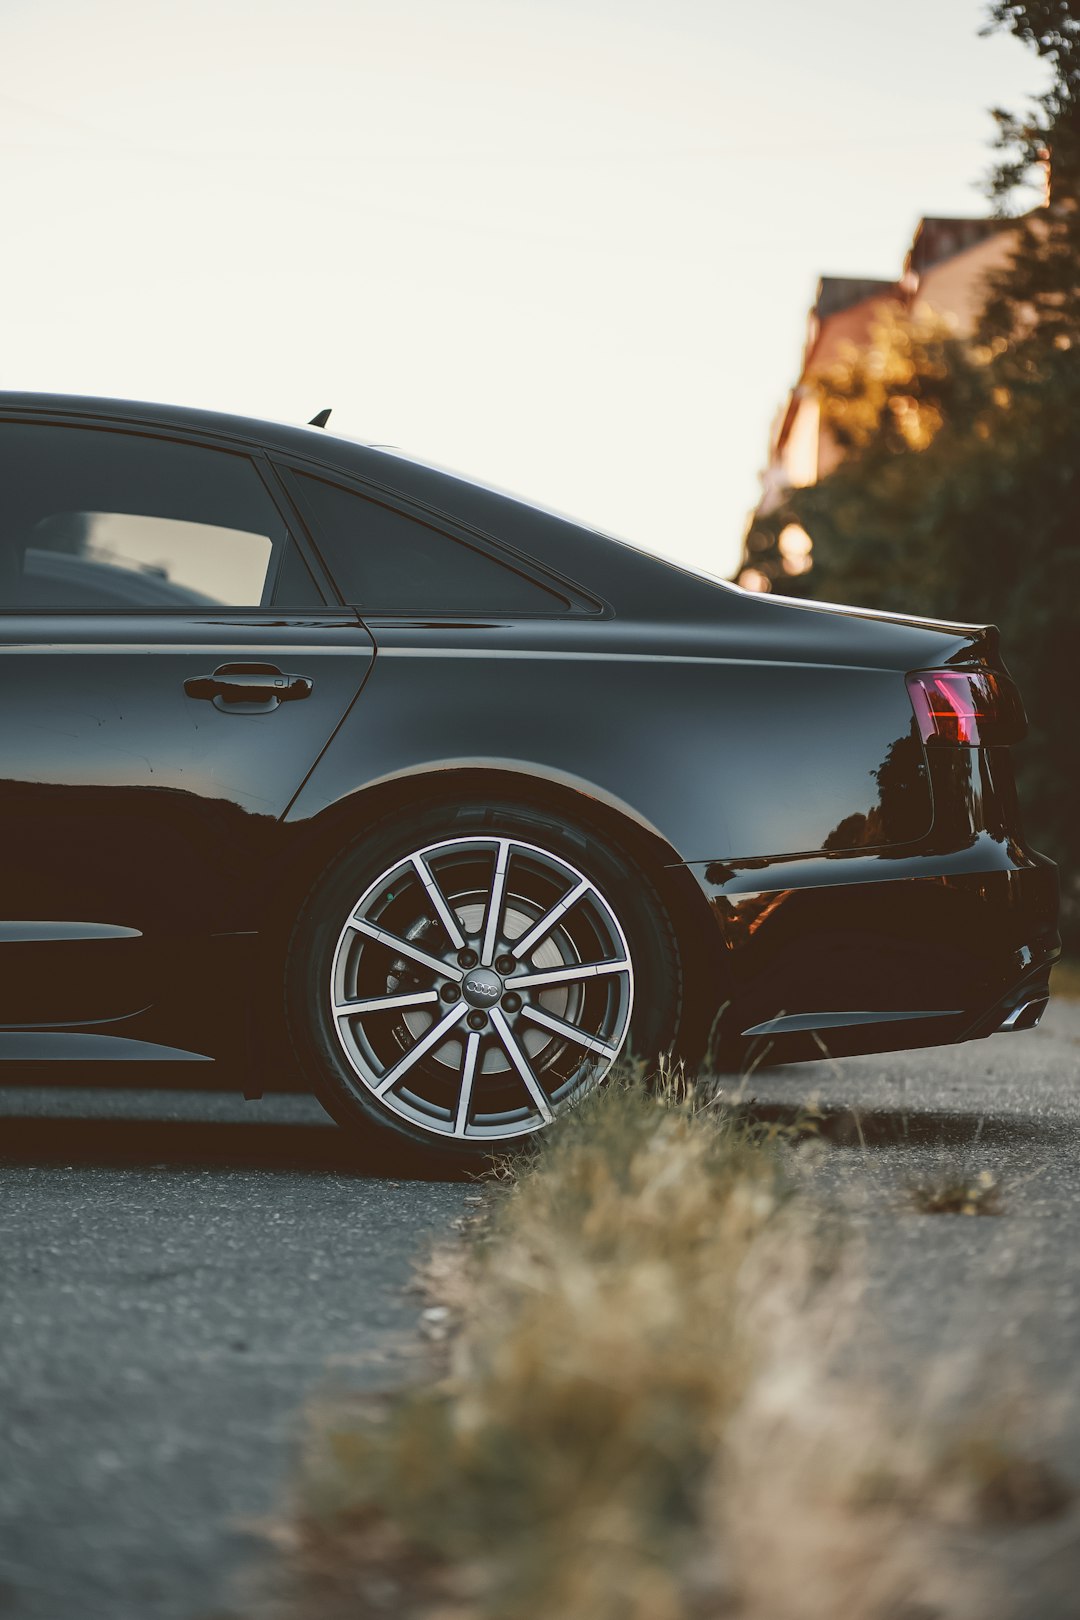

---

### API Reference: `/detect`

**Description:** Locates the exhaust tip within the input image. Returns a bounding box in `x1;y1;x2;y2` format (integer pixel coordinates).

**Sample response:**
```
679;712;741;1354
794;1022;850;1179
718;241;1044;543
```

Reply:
997;997;1049;1034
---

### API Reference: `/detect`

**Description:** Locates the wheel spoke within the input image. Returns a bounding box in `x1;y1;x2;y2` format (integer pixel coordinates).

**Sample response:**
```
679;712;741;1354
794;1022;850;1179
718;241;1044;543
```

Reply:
507;957;631;991
410;853;467;951
519;1003;620;1061
454;1030;482;1136
480;839;511;966
489;1005;555;1123
347;917;462;981
334;988;440;1019
511;876;590;961
373;1003;468;1096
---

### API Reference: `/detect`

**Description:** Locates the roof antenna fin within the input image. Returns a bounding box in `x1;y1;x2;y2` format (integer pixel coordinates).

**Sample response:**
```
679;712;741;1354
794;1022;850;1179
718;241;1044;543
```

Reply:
309;407;332;428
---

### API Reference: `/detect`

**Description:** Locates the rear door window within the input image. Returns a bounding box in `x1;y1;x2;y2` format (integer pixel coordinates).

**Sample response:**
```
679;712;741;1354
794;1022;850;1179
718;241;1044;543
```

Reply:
0;422;324;610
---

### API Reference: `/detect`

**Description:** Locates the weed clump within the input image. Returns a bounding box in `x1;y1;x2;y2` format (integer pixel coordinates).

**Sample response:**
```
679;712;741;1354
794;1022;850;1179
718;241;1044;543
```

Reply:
907;1167;1003;1217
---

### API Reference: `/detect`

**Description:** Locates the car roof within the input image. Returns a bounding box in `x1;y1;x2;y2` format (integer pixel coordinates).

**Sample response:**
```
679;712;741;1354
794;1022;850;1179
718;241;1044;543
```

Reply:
0;391;593;529
0;390;370;463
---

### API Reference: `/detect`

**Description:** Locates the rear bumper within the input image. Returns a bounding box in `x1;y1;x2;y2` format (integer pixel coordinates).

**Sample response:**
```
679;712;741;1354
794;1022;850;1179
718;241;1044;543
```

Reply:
688;839;1060;1064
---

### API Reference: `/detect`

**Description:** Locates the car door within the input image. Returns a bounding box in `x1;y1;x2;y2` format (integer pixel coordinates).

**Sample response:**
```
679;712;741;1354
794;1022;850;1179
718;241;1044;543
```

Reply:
0;415;374;1030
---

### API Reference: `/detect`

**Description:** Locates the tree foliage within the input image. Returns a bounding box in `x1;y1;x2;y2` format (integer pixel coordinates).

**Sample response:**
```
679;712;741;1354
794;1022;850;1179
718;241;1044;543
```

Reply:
981;1;1080;347
752;2;1080;937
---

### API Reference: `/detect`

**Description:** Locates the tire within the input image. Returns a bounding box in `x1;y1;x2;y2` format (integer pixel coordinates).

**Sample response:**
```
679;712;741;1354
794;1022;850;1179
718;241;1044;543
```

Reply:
284;798;682;1156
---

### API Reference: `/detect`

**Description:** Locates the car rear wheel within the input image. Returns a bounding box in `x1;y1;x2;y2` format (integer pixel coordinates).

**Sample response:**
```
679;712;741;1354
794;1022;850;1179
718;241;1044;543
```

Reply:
285;801;682;1155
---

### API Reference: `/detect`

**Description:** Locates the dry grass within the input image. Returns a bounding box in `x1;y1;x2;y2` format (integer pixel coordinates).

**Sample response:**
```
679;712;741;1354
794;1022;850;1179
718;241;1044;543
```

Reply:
265;1068;1069;1620
906;1166;1004;1216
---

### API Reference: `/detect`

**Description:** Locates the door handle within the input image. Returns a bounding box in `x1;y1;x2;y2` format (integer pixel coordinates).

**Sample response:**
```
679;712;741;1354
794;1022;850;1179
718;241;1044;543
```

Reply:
184;664;314;710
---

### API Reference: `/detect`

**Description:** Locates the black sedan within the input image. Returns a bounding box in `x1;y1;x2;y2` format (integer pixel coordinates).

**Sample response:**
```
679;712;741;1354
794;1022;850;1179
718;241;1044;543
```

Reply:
0;393;1059;1154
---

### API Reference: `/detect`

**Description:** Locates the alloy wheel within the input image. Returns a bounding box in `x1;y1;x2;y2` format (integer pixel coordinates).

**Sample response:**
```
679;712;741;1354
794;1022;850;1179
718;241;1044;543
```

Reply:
329;835;635;1141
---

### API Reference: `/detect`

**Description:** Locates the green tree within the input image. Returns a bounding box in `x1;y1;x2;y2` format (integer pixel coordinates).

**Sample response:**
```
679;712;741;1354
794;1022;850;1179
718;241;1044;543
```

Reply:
758;2;1080;938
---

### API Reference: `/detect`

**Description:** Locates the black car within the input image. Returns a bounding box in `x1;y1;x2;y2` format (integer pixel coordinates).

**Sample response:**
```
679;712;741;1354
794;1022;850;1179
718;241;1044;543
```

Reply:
0;393;1059;1154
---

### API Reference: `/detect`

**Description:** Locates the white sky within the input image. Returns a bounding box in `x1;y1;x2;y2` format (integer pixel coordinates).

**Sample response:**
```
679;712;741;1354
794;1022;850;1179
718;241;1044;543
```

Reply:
2;0;1046;577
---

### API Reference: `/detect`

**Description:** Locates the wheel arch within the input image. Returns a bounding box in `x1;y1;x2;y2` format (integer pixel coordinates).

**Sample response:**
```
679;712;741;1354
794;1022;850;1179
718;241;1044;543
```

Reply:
263;762;723;1060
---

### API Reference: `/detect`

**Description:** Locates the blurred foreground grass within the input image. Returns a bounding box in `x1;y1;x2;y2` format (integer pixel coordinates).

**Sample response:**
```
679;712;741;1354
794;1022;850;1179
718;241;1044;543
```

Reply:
270;1069;1069;1620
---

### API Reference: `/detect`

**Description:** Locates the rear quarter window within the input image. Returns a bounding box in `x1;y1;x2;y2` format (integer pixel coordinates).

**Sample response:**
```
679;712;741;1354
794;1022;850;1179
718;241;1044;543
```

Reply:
288;472;569;615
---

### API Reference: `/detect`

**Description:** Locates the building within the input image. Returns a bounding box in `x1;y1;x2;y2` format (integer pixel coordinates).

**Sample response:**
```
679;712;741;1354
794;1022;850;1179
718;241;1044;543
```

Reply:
738;215;1017;592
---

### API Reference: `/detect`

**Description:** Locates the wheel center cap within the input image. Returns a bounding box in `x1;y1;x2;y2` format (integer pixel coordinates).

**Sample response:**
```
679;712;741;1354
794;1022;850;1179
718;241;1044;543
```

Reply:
461;967;503;1008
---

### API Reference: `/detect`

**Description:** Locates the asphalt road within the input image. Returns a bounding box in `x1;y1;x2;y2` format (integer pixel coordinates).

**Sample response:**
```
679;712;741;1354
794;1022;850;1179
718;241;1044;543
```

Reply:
745;997;1080;1618
0;1088;469;1620
1;1005;1079;1620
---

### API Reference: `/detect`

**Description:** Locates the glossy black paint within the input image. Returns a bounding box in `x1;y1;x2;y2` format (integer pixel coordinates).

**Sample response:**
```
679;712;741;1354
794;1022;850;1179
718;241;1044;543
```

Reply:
0;393;1059;1084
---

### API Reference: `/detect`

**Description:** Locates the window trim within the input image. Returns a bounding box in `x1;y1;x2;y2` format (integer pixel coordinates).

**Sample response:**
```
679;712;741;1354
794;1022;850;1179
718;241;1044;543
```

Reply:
272;459;599;619
0;417;340;616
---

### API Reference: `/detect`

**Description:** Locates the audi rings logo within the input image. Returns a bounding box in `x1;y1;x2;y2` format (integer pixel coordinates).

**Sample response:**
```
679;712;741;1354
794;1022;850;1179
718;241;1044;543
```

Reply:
462;969;502;1006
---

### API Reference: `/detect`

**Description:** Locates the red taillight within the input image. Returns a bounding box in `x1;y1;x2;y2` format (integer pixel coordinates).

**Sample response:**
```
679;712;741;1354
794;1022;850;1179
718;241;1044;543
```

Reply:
906;668;1027;748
